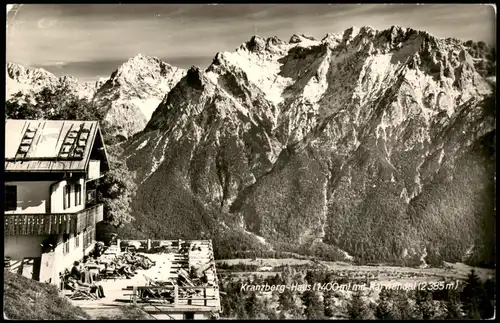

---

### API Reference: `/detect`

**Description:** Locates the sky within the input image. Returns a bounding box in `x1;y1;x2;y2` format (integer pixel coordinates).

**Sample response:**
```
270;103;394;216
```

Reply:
6;4;497;83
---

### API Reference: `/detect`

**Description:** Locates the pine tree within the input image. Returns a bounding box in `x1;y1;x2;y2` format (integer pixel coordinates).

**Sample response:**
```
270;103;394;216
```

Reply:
479;278;495;319
245;291;259;318
278;288;295;312
461;269;485;319
260;297;278;319
415;289;436;319
234;294;248;319
347;290;371;319
443;296;463;319
392;290;415;320
375;288;394;320
323;289;336;317
302;290;325;319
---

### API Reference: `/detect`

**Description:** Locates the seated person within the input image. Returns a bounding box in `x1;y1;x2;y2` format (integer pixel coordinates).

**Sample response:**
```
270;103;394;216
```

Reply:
66;276;106;299
201;272;209;284
115;259;135;278
70;261;83;279
91;284;106;298
124;253;138;264
104;262;116;276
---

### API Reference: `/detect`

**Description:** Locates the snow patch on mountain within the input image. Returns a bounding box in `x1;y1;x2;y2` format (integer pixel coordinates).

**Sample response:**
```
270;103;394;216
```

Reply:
221;43;295;105
136;139;149;151
130;97;163;121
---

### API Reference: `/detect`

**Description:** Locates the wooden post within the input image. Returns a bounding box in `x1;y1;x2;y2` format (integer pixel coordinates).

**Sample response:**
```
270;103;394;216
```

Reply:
147;239;151;250
174;285;178;305
204;287;207;306
133;286;137;306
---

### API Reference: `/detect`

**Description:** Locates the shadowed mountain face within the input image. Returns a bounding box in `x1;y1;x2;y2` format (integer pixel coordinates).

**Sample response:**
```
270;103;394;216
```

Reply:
121;26;495;266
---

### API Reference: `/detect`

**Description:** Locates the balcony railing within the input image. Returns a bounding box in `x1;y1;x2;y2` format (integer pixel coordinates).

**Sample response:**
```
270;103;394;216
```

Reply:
4;204;104;236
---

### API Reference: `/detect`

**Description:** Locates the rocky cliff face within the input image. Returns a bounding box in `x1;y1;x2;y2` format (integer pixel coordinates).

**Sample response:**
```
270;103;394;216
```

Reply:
94;54;186;140
5;55;186;140
122;26;495;266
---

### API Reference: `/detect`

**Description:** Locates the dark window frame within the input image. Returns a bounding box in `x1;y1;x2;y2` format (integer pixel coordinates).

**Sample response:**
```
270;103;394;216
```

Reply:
63;184;71;210
75;184;82;206
63;233;70;255
63;184;71;209
5;185;17;211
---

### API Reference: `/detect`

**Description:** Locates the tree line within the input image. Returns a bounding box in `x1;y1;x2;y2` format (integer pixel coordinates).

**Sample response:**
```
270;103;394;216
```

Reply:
218;267;495;320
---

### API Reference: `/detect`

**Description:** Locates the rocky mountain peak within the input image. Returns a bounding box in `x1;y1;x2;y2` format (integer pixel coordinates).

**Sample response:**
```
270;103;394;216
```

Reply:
7;62;58;85
92;54;186;140
321;32;343;44
6;62;95;100
58;75;80;87
244;35;267;52
289;34;317;44
186;66;205;89
108;53;177;84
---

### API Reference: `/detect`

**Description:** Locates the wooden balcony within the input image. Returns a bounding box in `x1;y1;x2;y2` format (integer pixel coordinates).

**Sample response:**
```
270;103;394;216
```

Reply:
4;204;104;236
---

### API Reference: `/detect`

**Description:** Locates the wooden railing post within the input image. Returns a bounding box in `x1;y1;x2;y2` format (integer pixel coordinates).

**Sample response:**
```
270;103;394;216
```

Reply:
174;285;178;305
133;286;137;306
204;287;207;306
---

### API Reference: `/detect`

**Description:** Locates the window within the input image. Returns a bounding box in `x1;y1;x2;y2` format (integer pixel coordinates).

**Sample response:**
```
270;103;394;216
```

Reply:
63;184;71;209
75;184;82;206
86;189;96;205
83;229;88;249
90;228;95;245
63;233;70;255
4;185;17;211
75;233;80;248
83;228;93;249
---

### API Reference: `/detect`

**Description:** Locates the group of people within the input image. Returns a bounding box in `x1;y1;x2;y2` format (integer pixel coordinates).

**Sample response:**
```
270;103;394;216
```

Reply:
102;251;156;279
63;240;157;300
105;258;138;279
66;259;106;299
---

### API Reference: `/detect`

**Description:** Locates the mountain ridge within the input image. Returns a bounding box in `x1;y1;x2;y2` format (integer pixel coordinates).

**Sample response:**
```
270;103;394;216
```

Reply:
5;25;495;266
6;54;186;140
119;25;495;266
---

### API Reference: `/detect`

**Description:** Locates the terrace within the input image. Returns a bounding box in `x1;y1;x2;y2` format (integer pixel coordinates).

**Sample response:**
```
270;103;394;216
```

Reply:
67;239;221;320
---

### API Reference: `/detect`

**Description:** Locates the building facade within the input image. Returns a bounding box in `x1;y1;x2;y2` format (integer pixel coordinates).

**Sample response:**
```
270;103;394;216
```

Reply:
4;119;110;287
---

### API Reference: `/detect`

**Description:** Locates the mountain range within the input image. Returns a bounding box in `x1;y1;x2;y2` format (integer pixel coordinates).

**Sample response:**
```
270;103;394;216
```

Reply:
5;25;496;267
